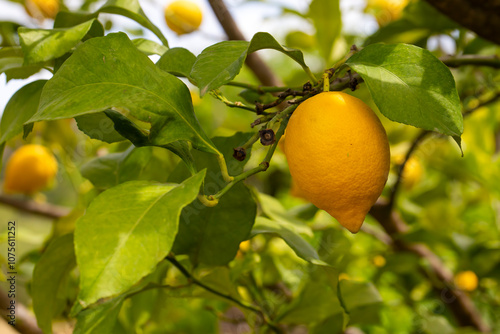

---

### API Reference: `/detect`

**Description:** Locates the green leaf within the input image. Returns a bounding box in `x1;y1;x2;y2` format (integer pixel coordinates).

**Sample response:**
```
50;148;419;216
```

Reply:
191;32;312;95
75;112;126;143
75;170;205;307
0;21;21;47
28;33;220;155
0;46;24;72
191;40;249;96
339;280;383;325
73;296;125;334
169;133;257;266
346;43;463;137
248;32;313;76
98;0;168;47
252;217;326;265
0;46;43;79
133;38;168;56
32;234;76;334
308;0;341;62
80;146;180;189
278;266;342;324
0;80;46;143
156;47;196;78
103;109;149;146
19;20;95;65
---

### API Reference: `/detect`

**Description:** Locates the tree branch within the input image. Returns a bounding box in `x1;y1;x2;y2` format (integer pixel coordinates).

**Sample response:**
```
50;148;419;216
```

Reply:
0;194;70;219
441;55;500;69
369;200;490;332
0;288;43;334
389;91;500;209
207;0;283;87
166;255;283;333
425;0;500;45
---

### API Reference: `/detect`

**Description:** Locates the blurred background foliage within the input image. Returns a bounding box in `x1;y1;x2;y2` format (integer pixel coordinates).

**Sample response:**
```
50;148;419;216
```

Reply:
0;0;499;333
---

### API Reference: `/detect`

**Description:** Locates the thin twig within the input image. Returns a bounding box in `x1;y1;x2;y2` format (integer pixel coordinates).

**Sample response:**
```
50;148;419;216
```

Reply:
166;256;283;333
0;194;70;219
441;54;500;69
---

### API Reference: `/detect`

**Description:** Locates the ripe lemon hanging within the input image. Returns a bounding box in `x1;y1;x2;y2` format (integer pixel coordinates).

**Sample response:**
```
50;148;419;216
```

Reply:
284;92;390;233
25;0;59;20
3;144;58;195
164;0;203;35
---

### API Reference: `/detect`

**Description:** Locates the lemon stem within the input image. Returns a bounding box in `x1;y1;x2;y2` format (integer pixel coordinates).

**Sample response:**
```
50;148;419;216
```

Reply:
197;194;219;207
216;153;234;182
212;114;290;200
323;73;330;92
304;67;318;84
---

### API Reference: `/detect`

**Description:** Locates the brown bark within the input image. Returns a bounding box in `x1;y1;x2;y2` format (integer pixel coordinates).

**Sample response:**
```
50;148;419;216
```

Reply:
425;0;500;45
0;194;70;219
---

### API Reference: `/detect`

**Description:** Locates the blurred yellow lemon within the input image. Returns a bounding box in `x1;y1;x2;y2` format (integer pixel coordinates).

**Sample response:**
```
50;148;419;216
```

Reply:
3;144;58;195
373;255;386;267
454;270;478;292
25;0;59;20
284;92;390;233
164;0;203;35
402;156;423;189
366;0;409;26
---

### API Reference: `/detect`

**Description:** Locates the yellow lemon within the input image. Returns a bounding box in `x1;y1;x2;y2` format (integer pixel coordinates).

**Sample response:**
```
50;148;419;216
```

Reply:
402;156;423;189
25;0;59;20
3;144;58;195
454;271;478;292
284;92;390;233
366;0;408;26
164;0;203;35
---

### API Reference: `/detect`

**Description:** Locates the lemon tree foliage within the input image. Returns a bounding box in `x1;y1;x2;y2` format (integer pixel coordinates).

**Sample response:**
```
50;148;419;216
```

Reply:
2;0;499;332
345;43;463;137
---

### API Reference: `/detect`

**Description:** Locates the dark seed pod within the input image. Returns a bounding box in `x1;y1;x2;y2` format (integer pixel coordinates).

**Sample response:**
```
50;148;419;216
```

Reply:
259;129;276;146
303;82;312;92
233;147;247;161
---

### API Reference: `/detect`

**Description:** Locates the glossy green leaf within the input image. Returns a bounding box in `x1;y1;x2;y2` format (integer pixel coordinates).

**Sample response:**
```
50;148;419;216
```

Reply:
75;170;205;307
0;80;46;143
191;40;249;96
346;43;463;137
156;47;196;78
32;234;76;334
19;20;95;65
191;32;312;95
252;217;326;265
73;296;125;334
98;0;168;46
75;112;126;143
248;32;312;75
28;33;219;155
308;0;341;62
80;146;180;189
170;133;257;266
133;38;168;56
